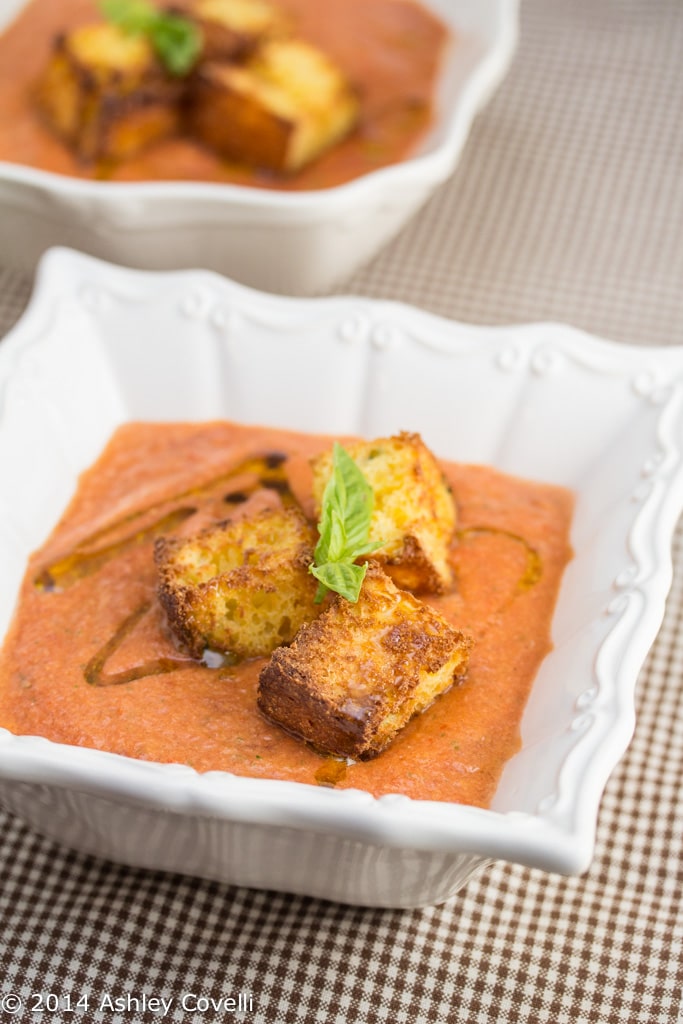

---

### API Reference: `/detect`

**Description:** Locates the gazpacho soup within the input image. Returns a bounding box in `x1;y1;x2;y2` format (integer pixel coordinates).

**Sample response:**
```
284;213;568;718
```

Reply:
0;0;450;188
0;420;574;807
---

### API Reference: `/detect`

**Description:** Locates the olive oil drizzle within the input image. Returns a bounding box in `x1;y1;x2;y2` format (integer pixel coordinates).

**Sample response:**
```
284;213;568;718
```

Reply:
32;450;294;686
455;526;543;610
34;507;197;591
34;452;292;591
83;600;195;686
314;758;348;786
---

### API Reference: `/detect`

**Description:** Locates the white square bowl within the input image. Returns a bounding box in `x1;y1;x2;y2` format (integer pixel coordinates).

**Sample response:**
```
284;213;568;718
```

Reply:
1;247;683;908
0;0;517;294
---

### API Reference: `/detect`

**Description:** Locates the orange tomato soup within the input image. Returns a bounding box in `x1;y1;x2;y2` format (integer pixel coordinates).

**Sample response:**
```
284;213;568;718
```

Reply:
0;421;574;806
0;0;449;189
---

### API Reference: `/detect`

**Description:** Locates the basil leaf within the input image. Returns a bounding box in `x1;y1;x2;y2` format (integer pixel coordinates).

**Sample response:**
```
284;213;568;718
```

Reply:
99;0;156;33
99;0;201;76
315;443;372;561
310;561;368;604
150;16;202;76
310;443;383;603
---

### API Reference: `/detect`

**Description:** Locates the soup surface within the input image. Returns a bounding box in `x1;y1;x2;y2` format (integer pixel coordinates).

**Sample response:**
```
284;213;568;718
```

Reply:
0;421;574;806
0;0;449;189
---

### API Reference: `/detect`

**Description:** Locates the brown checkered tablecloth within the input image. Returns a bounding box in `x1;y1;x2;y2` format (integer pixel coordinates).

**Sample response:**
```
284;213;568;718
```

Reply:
1;0;682;1021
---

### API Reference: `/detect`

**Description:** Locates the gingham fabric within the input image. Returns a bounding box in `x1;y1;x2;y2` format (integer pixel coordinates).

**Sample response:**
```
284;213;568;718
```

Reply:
1;0;682;1021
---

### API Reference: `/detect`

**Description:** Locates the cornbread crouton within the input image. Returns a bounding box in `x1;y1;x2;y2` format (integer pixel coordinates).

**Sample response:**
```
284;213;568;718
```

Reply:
188;38;358;172
170;0;289;61
258;563;472;759
312;432;456;595
33;23;183;163
155;506;319;659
